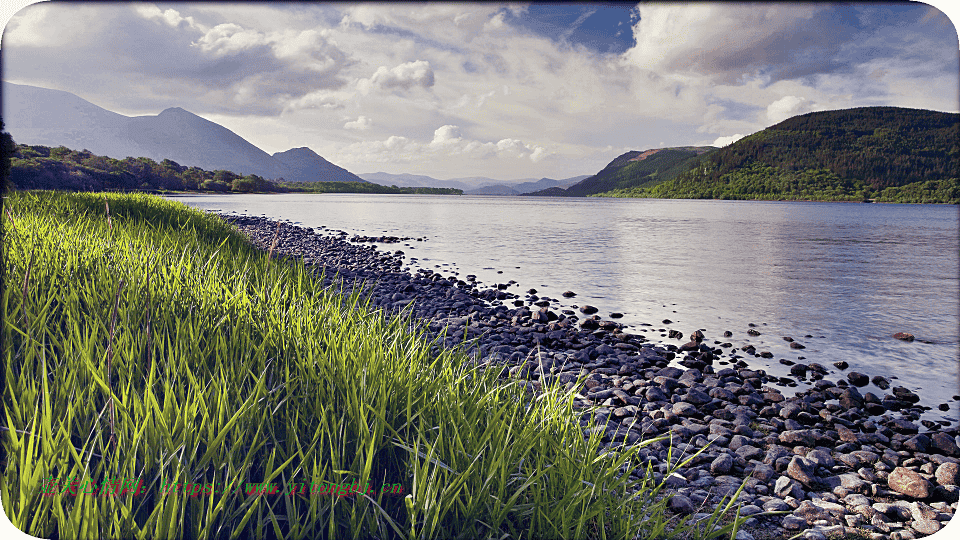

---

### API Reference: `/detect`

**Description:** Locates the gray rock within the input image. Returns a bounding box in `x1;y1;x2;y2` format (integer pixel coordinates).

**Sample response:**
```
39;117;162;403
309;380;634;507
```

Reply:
763;498;791;512
844;493;871;507
683;388;712;405
910;519;940;535
930;432;960;456
774;476;804;499
668;493;696;514
935;462;960;486
806;448;835;469
787;456;821;488
782;515;806;530
751;463;777;482
711;454;734;475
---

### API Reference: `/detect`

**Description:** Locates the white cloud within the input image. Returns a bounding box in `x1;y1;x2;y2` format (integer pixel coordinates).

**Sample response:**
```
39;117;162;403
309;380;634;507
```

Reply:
344;116;372;130
430;125;462;145
365;60;435;92
711;134;746;147
135;4;202;31
4;2;957;179
766;96;812;123
194;23;267;56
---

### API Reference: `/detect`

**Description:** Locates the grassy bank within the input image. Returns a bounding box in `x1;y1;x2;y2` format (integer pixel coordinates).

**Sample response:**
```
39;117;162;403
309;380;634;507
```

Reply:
2;191;742;539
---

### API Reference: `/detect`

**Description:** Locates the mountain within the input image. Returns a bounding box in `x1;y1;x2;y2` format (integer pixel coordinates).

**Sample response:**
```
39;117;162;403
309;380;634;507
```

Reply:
357;172;444;187
272;147;364;183
126;106;279;178
465;184;520;195
360;172;591;194
3;83;147;160
525;147;715;197
602;107;959;202
3;82;364;182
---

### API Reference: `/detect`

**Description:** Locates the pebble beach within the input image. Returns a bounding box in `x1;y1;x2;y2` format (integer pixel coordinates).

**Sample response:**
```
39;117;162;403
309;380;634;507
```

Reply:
221;212;959;540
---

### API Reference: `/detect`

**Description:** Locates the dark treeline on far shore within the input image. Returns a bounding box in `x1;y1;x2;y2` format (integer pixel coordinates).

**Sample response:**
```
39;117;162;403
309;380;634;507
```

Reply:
5;143;462;195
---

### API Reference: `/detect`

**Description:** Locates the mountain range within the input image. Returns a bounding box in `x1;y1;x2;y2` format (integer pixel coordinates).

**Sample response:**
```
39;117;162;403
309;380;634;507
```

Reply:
357;172;589;194
2;82;365;183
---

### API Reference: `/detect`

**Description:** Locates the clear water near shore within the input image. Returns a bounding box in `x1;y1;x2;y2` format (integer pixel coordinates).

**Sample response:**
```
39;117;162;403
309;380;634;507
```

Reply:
168;193;960;424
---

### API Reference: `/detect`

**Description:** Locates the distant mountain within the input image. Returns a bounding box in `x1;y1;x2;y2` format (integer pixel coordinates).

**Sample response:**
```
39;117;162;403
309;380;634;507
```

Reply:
601;107;959;203
358;172;444;187
526;147;715;197
465;184;520;195
361;172;591;194
3;82;364;182
272;147;364;183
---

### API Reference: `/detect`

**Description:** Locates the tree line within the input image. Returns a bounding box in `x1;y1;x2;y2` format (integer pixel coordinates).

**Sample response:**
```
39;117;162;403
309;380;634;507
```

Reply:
5;143;461;196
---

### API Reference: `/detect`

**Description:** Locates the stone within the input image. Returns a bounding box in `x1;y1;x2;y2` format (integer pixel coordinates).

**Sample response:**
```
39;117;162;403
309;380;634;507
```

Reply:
806;448;835;469
930;432;960;456
668;494;696;514
787;456;821;488
838;473;870;494
782;515;806;530
775;476;804;499
711;454;734;475
887;418;920;435
780;429;817;447
763;498;791;512
847;372;869;386
751;463;776;482
887;467;932;499
683;388;712;405
902;434;930;453
935;462;960;486
910;519;940;535
793;500;837;524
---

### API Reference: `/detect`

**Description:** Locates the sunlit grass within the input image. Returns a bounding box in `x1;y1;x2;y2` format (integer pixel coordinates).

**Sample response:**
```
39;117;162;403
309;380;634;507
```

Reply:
2;191;746;539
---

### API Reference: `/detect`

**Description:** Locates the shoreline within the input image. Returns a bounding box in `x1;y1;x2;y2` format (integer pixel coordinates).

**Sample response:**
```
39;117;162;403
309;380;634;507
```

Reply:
219;211;959;539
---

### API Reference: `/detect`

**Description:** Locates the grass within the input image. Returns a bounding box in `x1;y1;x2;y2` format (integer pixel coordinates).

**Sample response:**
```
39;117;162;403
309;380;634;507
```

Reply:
2;191;748;539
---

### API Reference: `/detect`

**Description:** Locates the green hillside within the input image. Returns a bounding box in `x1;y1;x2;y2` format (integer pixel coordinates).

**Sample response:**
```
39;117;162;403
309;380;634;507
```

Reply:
599;107;959;203
5;143;461;195
527;146;714;197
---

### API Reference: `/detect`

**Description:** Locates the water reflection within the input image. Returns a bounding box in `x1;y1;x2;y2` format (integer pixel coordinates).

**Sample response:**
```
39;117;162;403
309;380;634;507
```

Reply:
168;194;959;422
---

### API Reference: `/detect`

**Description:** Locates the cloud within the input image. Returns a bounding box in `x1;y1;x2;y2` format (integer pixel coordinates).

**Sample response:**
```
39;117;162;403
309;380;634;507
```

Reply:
344;116;372;130
337;124;546;167
4;2;956;179
766;96;813;123
430;124;462;145
3;3;352;115
711;134;746;147
363;60;435;92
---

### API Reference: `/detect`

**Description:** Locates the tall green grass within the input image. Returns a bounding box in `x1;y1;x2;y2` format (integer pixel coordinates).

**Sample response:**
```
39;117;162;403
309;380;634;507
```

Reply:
2;191;745;539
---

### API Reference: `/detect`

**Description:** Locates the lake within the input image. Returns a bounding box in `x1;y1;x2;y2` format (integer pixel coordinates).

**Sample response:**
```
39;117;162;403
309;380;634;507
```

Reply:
167;193;959;422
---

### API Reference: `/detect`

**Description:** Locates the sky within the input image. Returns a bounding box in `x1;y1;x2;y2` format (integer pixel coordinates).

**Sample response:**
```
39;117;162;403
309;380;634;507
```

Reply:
2;1;959;181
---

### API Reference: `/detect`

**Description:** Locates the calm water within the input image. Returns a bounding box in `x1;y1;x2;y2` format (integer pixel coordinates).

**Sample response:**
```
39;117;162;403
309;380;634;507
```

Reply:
168;194;960;423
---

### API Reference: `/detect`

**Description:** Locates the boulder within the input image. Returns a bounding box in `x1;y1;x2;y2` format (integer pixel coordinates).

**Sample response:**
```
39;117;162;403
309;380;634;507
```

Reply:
887;467;932;499
787;456;821;488
935;462;960;486
847;372;869;387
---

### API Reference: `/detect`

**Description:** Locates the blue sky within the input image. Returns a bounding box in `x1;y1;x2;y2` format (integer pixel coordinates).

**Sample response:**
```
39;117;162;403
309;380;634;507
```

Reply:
2;2;958;180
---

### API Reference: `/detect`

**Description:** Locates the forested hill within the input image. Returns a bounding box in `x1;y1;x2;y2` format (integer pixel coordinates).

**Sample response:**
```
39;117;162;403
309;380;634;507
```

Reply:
600;107;959;203
525;146;714;197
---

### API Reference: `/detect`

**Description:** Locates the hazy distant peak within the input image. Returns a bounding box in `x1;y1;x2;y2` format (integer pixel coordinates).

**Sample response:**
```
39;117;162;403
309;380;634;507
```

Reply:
273;146;321;157
158;106;192;116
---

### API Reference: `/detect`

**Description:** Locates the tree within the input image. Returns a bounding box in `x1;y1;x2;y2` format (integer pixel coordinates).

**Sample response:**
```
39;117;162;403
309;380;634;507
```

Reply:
1;119;17;193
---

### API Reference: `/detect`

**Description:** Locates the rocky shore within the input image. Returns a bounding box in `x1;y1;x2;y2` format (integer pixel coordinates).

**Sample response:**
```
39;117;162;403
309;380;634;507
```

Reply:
221;213;959;540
